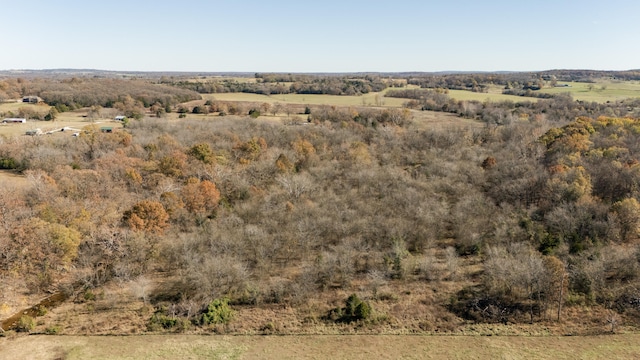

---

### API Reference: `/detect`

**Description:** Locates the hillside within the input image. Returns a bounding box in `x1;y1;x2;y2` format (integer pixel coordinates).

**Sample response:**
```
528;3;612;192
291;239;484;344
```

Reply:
2;73;640;336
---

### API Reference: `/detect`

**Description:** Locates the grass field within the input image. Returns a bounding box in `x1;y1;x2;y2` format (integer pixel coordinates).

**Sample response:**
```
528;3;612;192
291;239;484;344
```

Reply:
445;89;537;103
204;86;536;108
0;170;29;189
3;334;640;360
0;101;50;114
538;80;640;102
184;76;258;84
203;91;409;107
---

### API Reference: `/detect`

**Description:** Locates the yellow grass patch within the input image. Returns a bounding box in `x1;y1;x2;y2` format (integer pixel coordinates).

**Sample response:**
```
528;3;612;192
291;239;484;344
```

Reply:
3;334;640;360
202;92;408;107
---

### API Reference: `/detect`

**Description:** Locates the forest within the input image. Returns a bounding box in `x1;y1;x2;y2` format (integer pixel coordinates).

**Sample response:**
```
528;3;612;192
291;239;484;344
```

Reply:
2;71;640;335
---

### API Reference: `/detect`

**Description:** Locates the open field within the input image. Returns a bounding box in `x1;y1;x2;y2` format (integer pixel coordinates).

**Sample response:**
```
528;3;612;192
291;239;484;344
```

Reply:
538;80;640;102
3;334;640;360
203;92;409;107
445;89;538;103
204;87;536;108
0;170;29;189
0;101;54;113
410;109;481;129
183;76;258;84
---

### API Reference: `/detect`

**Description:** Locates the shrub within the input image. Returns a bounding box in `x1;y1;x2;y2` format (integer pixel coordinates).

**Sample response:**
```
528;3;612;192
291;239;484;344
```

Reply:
16;315;35;332
200;298;234;325
45;325;61;334
192;105;208;114
0;157;18;170
248;109;261;118
148;313;178;331
83;289;96;302
327;294;373;323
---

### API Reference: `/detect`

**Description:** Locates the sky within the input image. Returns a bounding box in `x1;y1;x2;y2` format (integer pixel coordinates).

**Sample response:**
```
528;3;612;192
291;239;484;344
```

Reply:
1;0;640;73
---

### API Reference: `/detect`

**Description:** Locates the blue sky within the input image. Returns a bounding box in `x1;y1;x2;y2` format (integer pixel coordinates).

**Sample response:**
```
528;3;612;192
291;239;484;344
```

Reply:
1;0;639;72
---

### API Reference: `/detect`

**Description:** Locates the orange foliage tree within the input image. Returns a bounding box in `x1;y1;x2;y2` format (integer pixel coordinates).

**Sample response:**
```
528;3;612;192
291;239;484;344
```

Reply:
123;200;169;234
181;178;221;216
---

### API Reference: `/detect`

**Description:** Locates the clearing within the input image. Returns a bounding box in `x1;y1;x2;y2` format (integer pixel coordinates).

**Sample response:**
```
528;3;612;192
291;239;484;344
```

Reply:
538;80;640;102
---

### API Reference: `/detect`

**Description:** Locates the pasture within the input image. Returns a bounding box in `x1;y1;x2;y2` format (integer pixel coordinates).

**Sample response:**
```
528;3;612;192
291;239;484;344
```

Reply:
3;334;640;360
538;80;640;102
203;91;409;107
204;85;536;108
445;89;537;103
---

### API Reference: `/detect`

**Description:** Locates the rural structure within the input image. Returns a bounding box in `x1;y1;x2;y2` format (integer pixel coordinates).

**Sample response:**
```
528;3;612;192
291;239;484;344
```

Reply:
2;118;26;123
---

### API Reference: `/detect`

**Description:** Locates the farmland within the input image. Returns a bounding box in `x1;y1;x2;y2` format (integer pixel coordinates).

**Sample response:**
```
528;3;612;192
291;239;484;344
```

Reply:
202;92;408;107
204;88;532;107
538;80;640;102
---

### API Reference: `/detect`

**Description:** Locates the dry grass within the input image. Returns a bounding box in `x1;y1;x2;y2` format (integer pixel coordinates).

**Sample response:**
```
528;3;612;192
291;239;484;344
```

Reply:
202;92;408;107
0;170;29;189
3;333;640;359
445;89;537;103
410;110;482;130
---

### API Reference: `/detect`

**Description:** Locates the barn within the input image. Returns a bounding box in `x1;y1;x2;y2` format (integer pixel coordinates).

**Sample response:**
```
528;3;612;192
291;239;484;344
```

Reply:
21;96;42;104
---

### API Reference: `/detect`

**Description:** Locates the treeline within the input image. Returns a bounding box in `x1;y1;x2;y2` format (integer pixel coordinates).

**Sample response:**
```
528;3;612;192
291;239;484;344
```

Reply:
541;69;640;82
404;70;640;103
0;77;201;112
165;75;391;95
406;70;640;91
405;72;555;93
386;88;640;124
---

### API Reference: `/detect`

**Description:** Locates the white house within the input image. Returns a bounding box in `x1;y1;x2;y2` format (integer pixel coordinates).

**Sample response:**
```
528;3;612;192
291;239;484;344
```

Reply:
2;118;26;123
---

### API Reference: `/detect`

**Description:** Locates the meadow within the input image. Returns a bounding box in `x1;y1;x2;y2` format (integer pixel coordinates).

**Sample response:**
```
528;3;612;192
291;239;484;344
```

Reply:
202;91;408;107
445;89;537;103
538;80;640;102
203;87;533;107
3;334;640;359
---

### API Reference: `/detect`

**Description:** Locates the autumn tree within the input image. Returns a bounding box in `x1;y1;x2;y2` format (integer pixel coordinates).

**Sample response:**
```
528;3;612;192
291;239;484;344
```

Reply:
189;143;215;164
484;243;547;322
611;198;640;242
123;200;170;234
180;178;221;217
